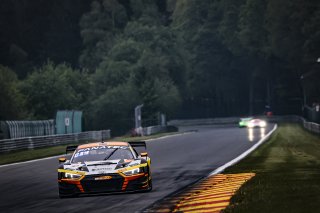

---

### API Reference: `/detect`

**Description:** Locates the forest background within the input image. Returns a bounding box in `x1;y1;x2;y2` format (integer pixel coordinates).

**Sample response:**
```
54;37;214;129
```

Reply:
1;0;319;134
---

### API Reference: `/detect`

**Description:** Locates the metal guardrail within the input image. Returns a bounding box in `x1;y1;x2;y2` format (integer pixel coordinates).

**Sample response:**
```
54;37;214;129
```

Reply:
2;120;55;139
305;105;320;123
143;125;166;136
168;115;320;134
259;115;320;134
168;117;240;126
0;130;111;153
300;118;320;134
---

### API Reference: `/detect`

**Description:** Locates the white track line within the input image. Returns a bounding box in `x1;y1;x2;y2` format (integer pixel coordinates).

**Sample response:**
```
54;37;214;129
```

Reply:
145;131;194;142
208;124;278;176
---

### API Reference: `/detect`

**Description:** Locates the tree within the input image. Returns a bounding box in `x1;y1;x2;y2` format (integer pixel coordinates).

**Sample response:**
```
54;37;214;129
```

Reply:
21;62;91;119
87;83;140;135
0;0;90;76
91;14;184;127
79;0;128;71
170;0;249;117
42;0;90;66
0;65;26;120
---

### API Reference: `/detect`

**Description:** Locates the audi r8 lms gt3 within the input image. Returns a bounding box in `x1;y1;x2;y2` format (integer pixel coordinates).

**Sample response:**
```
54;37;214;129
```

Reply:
57;141;152;198
247;119;267;128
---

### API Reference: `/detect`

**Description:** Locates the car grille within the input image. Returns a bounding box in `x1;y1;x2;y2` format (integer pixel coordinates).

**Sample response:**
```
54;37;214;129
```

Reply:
81;173;124;193
126;176;148;191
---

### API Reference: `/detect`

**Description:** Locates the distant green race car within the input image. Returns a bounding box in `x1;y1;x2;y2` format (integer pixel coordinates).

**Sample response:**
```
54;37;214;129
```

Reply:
238;117;253;127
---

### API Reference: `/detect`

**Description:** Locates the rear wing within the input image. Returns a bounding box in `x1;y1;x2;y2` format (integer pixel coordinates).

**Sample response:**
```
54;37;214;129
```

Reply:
65;145;78;154
128;141;146;149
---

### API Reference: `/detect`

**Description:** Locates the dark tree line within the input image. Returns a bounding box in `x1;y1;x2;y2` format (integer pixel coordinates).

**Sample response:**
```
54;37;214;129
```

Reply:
0;0;319;134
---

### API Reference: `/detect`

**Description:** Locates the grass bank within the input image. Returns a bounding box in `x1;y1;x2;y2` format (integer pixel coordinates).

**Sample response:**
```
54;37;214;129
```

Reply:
0;131;179;165
224;123;320;213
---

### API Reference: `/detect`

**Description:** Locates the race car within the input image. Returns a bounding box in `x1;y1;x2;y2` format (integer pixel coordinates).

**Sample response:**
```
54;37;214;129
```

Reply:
57;141;152;198
238;117;253;127
247;118;267;128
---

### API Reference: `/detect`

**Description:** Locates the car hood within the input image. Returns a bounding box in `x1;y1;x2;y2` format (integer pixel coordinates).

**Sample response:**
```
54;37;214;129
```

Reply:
63;159;142;175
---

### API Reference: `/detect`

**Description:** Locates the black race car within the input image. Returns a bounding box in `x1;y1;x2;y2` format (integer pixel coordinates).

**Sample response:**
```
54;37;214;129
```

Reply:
58;141;152;198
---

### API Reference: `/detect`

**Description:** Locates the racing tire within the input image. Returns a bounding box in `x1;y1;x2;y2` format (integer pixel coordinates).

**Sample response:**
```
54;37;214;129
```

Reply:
145;167;152;192
146;179;152;192
58;188;79;199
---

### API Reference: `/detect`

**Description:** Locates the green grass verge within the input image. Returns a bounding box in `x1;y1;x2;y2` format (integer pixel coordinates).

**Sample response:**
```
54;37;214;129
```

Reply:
0;131;179;165
0;144;71;165
223;123;320;213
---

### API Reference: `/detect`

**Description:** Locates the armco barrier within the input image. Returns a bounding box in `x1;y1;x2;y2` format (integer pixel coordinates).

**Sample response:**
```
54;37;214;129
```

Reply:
142;125;166;136
4;120;55;139
168;117;240;126
267;115;320;134
168;115;320;134
0;130;111;153
302;120;320;134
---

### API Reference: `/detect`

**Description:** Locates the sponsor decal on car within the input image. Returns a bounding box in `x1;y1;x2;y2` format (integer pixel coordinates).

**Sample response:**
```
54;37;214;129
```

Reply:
76;146;128;153
91;167;113;172
95;176;113;180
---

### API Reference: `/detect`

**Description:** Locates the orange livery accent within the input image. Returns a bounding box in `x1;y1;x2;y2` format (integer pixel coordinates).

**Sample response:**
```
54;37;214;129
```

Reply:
77;141;129;149
94;176;113;180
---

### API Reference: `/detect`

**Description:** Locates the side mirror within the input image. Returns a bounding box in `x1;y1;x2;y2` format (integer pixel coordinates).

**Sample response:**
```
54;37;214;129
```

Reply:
59;157;66;163
140;152;148;158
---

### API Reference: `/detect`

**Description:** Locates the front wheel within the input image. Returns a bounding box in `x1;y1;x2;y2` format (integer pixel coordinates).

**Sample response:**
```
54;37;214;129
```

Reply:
144;179;152;192
58;186;79;198
146;167;152;191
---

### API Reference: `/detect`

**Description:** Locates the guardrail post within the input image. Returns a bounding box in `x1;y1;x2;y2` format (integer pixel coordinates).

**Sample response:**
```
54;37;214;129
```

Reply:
28;137;34;150
74;133;79;143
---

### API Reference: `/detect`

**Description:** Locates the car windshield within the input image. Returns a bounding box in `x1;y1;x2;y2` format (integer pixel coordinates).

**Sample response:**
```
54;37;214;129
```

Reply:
71;145;134;163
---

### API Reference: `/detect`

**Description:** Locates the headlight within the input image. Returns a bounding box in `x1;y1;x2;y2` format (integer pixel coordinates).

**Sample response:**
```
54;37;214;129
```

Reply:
122;167;143;176
63;172;83;180
248;123;254;128
259;121;266;127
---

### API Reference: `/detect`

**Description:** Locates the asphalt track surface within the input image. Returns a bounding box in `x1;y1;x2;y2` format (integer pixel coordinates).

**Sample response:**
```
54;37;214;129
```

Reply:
0;124;275;213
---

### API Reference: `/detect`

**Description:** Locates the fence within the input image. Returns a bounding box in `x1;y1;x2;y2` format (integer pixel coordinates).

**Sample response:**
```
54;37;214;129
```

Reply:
168;115;320;134
1;120;55;139
56;110;82;134
261;115;320;134
304;105;320;123
298;117;320;134
168;117;241;126
143;125;167;136
0;130;111;153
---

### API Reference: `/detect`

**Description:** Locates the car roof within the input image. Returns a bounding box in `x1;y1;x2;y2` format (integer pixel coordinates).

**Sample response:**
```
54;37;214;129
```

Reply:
77;141;129;149
251;119;261;121
241;117;252;120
